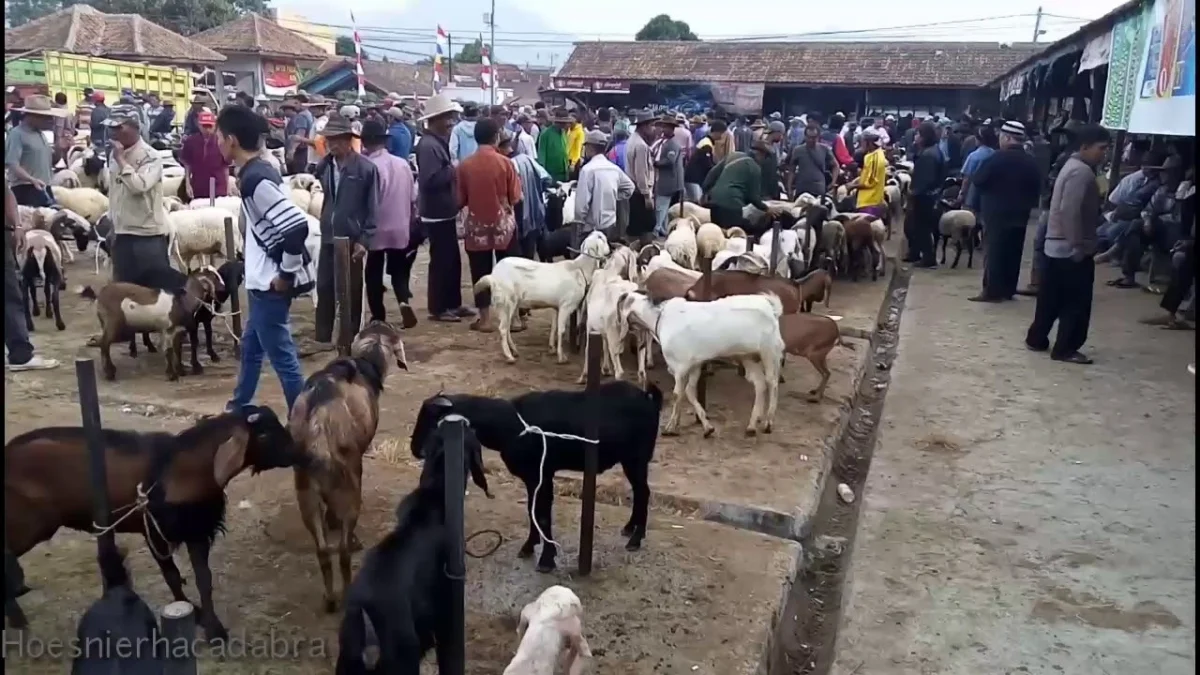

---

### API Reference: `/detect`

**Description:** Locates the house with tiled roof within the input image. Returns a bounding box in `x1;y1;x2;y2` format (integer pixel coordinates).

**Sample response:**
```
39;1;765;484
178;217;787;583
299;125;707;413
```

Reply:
555;40;1043;119
298;57;551;104
191;12;330;99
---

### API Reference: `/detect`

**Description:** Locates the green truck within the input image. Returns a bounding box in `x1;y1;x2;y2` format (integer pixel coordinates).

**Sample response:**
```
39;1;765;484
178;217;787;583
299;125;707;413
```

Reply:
5;50;195;113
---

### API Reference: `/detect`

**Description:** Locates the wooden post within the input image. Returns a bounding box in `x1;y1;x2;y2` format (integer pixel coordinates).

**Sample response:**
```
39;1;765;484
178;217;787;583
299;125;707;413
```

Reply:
578;332;602;576
441;417;468;675
208;177;216;207
221;217;243;348
161;601;198;675
75;359;113;551
334;237;354;357
568;222;583;352
768;219;782;278
697;255;713;408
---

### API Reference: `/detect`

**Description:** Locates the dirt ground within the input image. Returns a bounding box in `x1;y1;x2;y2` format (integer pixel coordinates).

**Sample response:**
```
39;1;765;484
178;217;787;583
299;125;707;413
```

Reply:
833;254;1196;674
5;244;889;672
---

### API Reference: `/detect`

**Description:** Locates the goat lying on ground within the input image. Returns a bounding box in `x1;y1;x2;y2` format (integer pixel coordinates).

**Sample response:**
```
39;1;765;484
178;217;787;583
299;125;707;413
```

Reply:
71;539;165;675
291;322;409;613
4;405;302;641
411;380;664;572
620;292;785;437
335;413;489;675
504;585;592;675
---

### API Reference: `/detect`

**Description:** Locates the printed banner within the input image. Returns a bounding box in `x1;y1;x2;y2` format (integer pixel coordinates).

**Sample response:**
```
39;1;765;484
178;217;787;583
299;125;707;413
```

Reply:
1102;6;1150;130
262;60;300;97
1127;0;1196;135
711;82;764;115
1079;30;1114;72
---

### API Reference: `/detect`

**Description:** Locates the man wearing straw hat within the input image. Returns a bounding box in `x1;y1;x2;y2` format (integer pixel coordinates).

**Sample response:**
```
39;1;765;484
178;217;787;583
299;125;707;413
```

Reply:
625;109;658;238
312;113;377;345
4;94;64;207
576;128;634;239
415;93;475;323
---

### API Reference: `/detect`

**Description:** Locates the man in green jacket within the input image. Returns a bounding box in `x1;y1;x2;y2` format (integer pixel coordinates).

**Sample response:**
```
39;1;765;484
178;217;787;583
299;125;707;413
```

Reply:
702;143;775;234
537;109;571;182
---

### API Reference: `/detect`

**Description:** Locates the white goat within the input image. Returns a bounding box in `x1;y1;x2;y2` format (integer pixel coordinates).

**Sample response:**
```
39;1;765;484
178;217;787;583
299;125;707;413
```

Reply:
695;222;726;260
50;169;81;188
577;266;639;384
286;173;319;191
474;230;610;364
754;229;801;277
504;586;591;675
305;214;321;305
641;250;699;283
620;292;785;436
664;218;698;270
289;188;313;214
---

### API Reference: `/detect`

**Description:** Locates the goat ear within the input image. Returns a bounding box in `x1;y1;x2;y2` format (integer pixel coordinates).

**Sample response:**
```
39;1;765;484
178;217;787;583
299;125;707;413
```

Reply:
213;427;250;487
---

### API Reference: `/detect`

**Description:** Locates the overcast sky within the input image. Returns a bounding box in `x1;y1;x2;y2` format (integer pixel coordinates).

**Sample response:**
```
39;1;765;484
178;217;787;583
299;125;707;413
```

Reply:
275;0;1130;65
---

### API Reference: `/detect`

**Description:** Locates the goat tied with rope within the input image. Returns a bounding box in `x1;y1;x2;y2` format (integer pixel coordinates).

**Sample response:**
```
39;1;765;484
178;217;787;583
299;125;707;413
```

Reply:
3;405;303;642
290;321;409;613
410;380;664;573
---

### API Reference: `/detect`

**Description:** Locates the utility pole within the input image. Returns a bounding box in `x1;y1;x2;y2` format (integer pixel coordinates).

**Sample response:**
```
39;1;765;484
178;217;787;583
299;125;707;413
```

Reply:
1032;6;1045;43
488;0;497;106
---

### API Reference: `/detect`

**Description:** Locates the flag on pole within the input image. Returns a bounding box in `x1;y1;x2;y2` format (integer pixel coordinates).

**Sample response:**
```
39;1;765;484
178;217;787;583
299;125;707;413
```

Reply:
433;25;448;92
479;34;493;92
350;11;366;102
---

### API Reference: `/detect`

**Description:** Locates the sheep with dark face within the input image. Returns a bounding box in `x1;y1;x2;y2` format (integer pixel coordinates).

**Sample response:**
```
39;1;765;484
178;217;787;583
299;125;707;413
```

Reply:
410;381;664;572
4;405;303;642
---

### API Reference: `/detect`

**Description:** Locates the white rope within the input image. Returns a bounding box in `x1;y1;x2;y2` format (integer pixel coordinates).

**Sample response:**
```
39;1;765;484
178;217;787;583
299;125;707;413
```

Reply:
91;482;174;561
514;411;599;549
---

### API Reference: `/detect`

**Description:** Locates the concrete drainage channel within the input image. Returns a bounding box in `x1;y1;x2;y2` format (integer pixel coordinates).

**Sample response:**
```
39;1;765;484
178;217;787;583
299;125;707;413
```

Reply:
767;267;912;675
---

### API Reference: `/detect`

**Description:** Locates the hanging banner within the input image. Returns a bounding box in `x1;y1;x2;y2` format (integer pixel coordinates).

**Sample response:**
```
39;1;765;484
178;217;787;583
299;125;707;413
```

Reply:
1127;0;1195;135
1102;7;1149;130
711;82;764;115
1079;30;1114;72
262;60;300;98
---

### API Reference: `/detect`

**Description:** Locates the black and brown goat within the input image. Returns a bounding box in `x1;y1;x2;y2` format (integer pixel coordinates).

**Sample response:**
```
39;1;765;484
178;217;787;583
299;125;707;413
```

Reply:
4;405;303;641
290;321;409;613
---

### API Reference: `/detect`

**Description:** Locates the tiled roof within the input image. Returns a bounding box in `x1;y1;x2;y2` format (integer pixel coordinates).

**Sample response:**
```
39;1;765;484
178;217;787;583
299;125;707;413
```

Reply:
4;4;226;64
191;13;329;60
307;58;550;98
557;41;1044;88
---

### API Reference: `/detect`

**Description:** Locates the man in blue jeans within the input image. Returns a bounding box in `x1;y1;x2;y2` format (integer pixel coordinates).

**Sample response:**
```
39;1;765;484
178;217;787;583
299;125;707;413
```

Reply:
214;105;314;413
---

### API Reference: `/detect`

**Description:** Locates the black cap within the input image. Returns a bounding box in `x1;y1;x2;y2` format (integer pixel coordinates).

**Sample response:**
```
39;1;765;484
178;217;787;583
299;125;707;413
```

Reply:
361;118;389;141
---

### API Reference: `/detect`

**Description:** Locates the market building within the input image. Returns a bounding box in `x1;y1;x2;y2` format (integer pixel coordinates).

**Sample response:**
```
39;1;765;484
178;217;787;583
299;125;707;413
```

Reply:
191;13;331;100
552;40;1042;119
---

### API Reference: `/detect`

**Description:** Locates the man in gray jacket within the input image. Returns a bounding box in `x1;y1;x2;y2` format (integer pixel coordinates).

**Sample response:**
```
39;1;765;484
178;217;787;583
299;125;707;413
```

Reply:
1025;124;1110;365
313;114;377;345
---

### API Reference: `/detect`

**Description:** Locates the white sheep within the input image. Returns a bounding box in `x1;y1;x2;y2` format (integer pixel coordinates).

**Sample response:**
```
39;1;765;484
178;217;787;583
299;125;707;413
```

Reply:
162;196;186;213
937;208;979;268
474;230;611;364
51;169;81;188
308;191;325;219
289;188;313;214
504;586;592;675
287;173;319;191
49;186;109;225
642;249;700;282
161;173;185;199
68;151;109;192
577;267;639;384
695;222;726;260
620;292;785;437
666;201;711;224
664;218;698;270
167;207;242;271
305;214;321;305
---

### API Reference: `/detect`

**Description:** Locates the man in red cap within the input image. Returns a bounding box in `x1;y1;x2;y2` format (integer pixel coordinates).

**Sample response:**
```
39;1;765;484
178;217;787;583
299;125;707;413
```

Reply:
89;91;110;151
179;110;229;200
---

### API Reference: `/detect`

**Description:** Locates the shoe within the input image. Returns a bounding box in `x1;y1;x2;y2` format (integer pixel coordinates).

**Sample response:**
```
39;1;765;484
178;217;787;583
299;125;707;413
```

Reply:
912;260;937;269
7;355;60;372
1051;352;1094;365
1025;342;1049;353
1015;286;1038;297
453;306;477;318
399;304;418;329
429;311;461;323
1106;278;1139;289
901;256;919;263
968;295;1003;303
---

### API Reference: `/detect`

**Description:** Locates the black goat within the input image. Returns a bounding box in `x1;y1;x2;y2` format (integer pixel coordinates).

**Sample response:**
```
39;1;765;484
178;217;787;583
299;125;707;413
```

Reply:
71;539;165;675
336;415;489;675
20;231;66;332
185;260;241;374
410;381;664;572
4;405;305;642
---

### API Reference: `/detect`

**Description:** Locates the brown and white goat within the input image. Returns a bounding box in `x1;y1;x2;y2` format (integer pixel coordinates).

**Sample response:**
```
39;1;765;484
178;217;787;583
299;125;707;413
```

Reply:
797;267;833;313
4;405;304;641
838;214;885;281
82;268;225;381
21;230;66;332
290;321;408;612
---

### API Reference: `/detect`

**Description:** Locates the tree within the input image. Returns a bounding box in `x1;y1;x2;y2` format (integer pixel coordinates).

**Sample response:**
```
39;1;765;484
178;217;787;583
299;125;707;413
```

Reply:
454;37;486;64
335;35;369;60
635;14;698;41
5;0;269;35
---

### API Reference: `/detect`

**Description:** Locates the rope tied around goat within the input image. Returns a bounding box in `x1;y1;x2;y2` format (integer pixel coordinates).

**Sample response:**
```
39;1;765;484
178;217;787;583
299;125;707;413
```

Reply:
90;482;174;561
514;411;600;549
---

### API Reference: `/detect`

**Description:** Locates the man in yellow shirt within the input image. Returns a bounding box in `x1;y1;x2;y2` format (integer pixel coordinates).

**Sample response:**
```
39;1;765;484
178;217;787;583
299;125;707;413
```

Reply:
851;129;887;218
566;112;585;178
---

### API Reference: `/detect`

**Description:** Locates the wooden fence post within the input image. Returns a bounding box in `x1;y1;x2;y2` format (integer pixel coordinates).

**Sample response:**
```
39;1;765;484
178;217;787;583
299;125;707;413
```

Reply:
334;237;355;357
161;601;198;675
75;359;113;552
578;333;603;576
221;217;243;352
697;256;713;408
441;417;468;675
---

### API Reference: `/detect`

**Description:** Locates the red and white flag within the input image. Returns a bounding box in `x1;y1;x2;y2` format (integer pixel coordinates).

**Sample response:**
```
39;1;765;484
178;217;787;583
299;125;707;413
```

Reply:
350;11;366;101
479;35;492;91
433;25;448;92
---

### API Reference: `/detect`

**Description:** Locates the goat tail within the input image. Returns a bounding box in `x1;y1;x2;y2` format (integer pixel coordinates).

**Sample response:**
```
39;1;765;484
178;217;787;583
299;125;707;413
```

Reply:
644;382;665;411
96;536;131;591
334;606;380;675
473;275;493;295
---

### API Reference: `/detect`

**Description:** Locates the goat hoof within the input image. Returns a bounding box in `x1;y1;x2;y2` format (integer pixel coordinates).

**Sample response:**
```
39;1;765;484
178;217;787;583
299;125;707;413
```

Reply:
103;370;116;381
703;427;715;439
25;323;34;333
167;372;179;382
323;598;338;614
209;352;221;363
146;345;158;354
30;307;40;317
517;543;535;559
56;322;65;331
204;623;230;645
661;428;678;437
621;523;635;536
807;394;821;404
745;428;758;437
191;365;204;375
535;560;556;573
349;533;363;552
624;538;643;551
763;423;773;434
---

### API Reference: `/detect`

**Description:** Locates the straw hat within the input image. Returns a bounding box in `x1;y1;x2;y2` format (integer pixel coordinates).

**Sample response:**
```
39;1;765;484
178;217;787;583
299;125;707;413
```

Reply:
583;129;609;147
18;95;69;117
418;93;464;122
322;114;359;138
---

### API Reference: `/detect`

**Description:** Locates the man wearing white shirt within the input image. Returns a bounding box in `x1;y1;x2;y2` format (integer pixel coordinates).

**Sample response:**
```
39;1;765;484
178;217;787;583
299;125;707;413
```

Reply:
515;114;537;157
575;129;635;236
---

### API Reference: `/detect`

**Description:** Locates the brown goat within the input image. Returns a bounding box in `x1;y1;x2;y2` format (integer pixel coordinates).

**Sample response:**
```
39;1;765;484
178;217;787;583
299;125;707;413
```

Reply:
683;270;803;313
643;267;702;304
4;405;303;641
84;269;225;382
797;268;833;312
290;321;408;613
779;313;842;402
838;214;883;282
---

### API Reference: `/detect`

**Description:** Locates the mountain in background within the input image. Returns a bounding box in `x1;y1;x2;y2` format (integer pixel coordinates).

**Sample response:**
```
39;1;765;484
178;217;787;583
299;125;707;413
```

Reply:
274;0;573;67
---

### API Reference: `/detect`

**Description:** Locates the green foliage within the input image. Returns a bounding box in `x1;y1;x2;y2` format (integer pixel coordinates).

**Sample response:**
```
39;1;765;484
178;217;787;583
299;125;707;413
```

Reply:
455;37;485;64
6;0;270;35
635;14;699;41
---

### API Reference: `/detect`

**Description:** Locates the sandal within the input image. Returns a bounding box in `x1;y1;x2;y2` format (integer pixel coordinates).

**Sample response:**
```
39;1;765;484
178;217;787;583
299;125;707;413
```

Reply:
1107;278;1139;289
429;311;461;323
469;320;495;333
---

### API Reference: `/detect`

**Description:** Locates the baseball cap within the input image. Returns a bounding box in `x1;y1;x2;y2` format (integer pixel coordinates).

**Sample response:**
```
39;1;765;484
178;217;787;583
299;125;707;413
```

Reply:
104;104;142;128
198;111;216;127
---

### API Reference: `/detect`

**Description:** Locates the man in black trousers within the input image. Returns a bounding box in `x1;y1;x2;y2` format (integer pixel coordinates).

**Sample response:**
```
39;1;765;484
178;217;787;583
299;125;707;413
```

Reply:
1026;124;1110;365
968;120;1043;302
